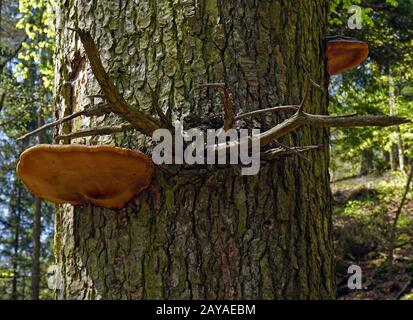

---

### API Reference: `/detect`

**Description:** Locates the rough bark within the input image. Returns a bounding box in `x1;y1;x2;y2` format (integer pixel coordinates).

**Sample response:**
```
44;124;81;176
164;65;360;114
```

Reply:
54;0;335;299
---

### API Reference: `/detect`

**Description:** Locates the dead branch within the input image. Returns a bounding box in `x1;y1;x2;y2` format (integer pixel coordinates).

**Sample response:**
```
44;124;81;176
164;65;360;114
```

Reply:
259;112;409;146
69;28;161;136
258;111;305;146
54;123;134;141
298;80;310;113
234;105;299;122
263;145;320;160
53;29;409;161
214;110;409;153
202;83;234;131
87;94;106;99
304;113;409;128
273;141;311;162
309;79;325;92
17;104;111;141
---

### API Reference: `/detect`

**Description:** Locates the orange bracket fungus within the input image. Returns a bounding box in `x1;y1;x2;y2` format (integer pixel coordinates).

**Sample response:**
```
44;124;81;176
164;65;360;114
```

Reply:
325;36;369;75
17;144;155;209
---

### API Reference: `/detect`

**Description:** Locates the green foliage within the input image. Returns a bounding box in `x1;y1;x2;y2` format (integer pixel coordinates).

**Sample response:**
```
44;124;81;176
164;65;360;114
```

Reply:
329;0;413;176
402;292;413;300
333;172;413;261
15;0;55;90
328;0;374;28
0;0;55;300
0;67;55;299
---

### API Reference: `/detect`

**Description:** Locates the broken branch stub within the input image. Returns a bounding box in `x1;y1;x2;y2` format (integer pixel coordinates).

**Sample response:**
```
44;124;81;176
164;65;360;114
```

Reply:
259;112;409;146
213;110;409;154
202;83;235;131
234;105;299;122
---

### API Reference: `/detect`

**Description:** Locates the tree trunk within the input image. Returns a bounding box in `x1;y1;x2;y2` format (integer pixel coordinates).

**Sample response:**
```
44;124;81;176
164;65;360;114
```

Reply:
389;65;404;171
22;266;26;299
31;92;46;300
11;185;21;300
54;0;334;299
395;119;405;174
31;197;41;299
359;148;373;176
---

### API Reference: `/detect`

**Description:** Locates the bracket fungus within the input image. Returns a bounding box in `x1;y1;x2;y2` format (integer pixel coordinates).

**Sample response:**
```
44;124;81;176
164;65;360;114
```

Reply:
326;36;369;75
16;144;155;209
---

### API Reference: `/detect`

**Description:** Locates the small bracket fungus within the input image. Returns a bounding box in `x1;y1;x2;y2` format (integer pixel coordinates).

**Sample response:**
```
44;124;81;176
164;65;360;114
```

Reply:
17;144;155;209
325;36;369;75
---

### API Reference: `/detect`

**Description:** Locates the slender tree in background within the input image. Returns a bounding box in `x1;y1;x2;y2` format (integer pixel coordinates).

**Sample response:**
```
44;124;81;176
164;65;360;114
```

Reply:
10;185;21;300
31;105;45;300
0;0;55;300
388;65;405;172
52;0;336;299
0;69;53;299
387;159;413;269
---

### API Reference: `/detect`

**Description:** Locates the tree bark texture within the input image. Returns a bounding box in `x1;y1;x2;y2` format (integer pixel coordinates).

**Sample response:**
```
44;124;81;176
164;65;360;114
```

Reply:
53;0;335;299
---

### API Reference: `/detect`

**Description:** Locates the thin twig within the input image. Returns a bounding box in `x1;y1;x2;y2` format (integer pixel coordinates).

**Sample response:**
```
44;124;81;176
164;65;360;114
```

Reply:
214;111;409;153
234;105;299;122
202;83;234;131
86;94;106;99
54;123;135;141
17;104;111;141
273;141;311;162
262;145;320;160
387;160;413;269
259;112;409;146
309;79;325;92
298;80;310;113
305;113;409;128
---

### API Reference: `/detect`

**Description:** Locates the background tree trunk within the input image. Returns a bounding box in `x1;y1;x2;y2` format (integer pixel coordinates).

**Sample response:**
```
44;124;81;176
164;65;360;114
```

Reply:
389;65;404;172
359;148;373;176
11;184;21;299
53;0;334;299
31;105;45;300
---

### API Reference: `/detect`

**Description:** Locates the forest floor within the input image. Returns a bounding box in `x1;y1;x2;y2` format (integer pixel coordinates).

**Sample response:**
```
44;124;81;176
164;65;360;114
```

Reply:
332;171;413;300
